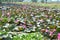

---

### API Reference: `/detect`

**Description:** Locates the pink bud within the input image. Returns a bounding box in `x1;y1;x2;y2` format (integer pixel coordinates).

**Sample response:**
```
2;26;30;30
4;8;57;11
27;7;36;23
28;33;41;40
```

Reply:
0;18;2;21
15;20;19;23
49;31;53;36
22;5;27;10
58;33;60;40
39;19;44;23
20;24;23;26
53;29;56;32
23;25;26;29
7;13;10;15
45;29;49;32
45;15;48;18
7;12;10;17
49;16;52;19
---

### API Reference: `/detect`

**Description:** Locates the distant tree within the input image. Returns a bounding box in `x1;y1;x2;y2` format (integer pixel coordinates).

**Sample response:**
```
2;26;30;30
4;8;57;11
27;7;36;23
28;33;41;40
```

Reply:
45;0;47;3
0;0;2;4
41;0;44;3
19;0;24;2
41;0;47;3
31;0;37;2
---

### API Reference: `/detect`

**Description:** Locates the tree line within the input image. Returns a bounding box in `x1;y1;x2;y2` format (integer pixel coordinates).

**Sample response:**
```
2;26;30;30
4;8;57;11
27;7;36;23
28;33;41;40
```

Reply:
0;0;48;3
0;0;59;3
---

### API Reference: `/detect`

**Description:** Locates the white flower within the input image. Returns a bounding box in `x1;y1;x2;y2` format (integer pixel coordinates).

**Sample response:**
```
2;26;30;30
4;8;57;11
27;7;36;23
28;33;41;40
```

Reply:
41;13;44;16
57;26;60;28
52;21;55;24
39;19;44;23
14;27;19;30
3;29;5;31
21;20;24;22
32;29;35;31
31;14;33;16
8;34;12;38
35;15;40;17
47;19;50;22
57;20;59;23
2;35;7;38
24;28;31;32
32;17;36;21
26;30;31;32
36;9;39;11
37;25;40;27
33;26;36;29
37;34;39;37
3;23;9;28
57;13;60;14
49;22;52;24
56;23;58;26
3;26;7;28
39;28;41;29
6;23;9;26
47;27;49;29
37;22;40;25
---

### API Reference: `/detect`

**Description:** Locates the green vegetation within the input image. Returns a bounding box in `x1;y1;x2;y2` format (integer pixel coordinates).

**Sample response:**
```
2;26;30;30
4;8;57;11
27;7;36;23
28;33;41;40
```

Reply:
12;32;43;40
15;2;60;8
0;2;60;40
0;32;43;40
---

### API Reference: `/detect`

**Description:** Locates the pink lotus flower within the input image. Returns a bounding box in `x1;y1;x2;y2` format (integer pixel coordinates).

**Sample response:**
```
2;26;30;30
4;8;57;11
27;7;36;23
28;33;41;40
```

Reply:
45;15;48;18
2;10;5;16
49;31;53;36
22;5;27;10
20;24;23;26
7;12;10;17
15;20;19;23
22;25;26;29
53;29;56;32
39;19;44;23
7;12;10;16
57;33;60;40
49;15;52;19
45;29;49;32
0;18;2;21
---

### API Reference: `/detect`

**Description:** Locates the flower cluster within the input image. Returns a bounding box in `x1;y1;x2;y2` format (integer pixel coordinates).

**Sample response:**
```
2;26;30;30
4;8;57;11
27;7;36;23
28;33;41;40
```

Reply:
0;4;60;39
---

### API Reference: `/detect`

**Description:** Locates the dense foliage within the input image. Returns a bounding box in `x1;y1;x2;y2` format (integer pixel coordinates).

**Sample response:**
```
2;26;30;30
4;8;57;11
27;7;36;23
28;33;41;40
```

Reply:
0;4;60;40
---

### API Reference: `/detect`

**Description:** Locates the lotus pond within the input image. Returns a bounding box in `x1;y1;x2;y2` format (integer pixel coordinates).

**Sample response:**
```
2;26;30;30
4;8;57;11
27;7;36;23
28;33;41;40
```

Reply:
0;3;60;40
